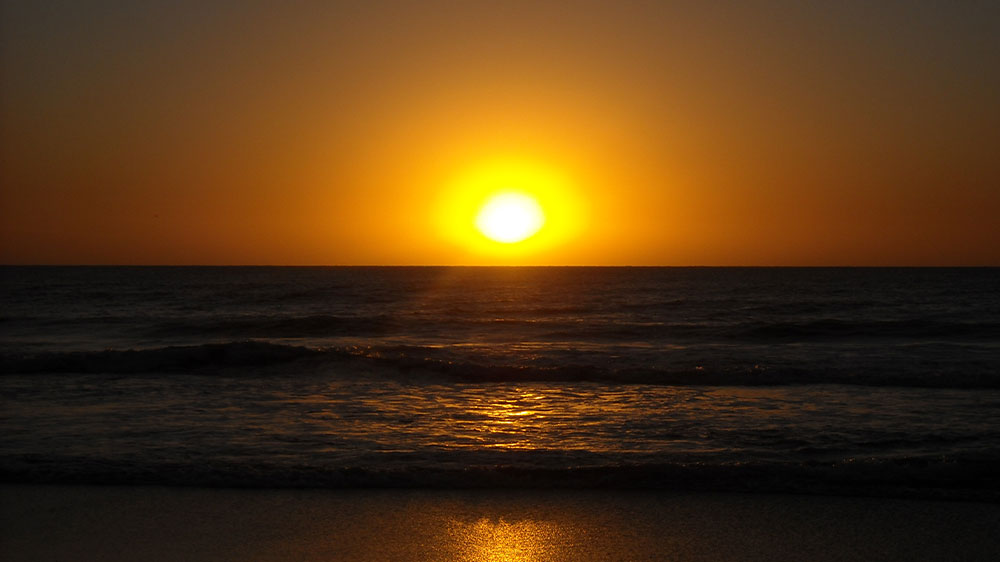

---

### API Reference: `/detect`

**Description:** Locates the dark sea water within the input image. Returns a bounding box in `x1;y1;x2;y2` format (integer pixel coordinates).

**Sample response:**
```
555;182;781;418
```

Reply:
2;266;999;499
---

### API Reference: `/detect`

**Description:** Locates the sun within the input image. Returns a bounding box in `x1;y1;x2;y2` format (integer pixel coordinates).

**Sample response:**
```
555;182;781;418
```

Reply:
435;158;585;257
475;192;546;243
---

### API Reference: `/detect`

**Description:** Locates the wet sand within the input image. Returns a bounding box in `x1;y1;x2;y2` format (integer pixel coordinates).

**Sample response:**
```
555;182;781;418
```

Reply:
2;485;999;561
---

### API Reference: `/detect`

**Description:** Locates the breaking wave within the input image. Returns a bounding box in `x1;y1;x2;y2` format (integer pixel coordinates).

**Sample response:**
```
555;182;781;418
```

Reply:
3;341;998;388
3;453;997;501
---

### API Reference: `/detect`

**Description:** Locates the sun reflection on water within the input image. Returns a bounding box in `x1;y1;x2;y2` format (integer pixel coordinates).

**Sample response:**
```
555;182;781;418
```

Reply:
472;392;549;449
449;517;564;562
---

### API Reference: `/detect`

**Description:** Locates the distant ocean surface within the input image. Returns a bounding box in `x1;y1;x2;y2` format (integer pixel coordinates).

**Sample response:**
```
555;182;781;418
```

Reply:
2;266;999;500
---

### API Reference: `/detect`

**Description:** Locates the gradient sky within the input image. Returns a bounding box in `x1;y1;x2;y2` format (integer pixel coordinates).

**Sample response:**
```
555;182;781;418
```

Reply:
2;1;998;265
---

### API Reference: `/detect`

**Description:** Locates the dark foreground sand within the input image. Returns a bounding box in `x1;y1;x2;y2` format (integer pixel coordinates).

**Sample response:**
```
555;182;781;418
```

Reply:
2;485;999;561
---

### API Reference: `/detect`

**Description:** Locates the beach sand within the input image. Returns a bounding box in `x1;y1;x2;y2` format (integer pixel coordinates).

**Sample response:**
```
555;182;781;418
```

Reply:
2;485;999;561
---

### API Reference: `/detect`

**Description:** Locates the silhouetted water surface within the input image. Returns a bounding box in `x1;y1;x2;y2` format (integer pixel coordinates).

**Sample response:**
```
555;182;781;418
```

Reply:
2;267;998;498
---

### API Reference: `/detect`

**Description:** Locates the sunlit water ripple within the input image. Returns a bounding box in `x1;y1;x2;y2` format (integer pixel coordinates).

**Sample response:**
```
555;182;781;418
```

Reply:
1;266;999;498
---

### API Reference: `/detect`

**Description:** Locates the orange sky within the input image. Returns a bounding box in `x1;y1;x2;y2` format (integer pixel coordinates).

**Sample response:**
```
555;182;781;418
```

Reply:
1;1;998;265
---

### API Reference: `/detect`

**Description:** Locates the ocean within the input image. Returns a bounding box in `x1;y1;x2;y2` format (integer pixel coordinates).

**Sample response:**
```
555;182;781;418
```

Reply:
2;266;999;500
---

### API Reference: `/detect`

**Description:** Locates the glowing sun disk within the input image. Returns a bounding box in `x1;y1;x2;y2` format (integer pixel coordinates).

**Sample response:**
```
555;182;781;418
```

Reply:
475;193;545;243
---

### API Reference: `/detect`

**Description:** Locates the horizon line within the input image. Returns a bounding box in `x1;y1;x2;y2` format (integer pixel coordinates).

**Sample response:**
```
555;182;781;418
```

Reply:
2;264;998;268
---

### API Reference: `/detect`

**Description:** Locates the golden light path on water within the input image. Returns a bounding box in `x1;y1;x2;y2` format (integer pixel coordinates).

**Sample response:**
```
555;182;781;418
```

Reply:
448;393;574;561
466;391;549;450
449;518;568;562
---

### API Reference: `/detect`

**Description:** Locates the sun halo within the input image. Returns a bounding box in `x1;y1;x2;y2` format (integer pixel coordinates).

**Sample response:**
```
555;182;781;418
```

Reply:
435;158;585;261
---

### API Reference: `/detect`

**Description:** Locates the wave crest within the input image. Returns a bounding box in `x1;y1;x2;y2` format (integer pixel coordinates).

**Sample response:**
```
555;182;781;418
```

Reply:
3;454;997;501
3;341;999;388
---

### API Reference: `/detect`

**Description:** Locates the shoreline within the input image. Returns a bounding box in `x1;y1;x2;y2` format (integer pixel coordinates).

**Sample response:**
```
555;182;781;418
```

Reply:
3;484;999;561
